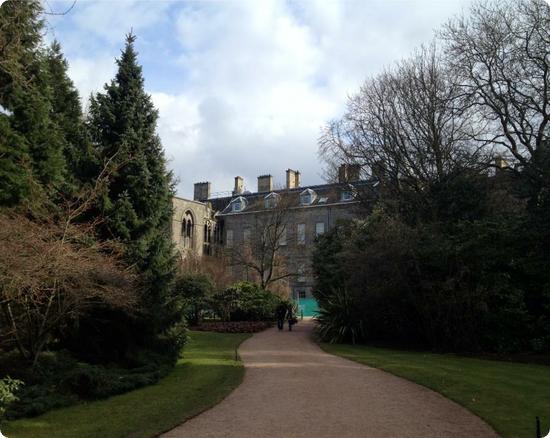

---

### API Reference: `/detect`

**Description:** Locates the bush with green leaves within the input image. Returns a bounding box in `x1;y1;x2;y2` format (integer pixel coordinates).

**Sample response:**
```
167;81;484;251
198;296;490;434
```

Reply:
313;210;549;353
210;282;282;322
0;377;23;422
173;273;214;325
0;348;175;419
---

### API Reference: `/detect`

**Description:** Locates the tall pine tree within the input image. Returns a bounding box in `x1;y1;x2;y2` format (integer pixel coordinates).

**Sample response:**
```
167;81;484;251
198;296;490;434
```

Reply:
0;1;65;207
88;34;177;340
45;41;95;194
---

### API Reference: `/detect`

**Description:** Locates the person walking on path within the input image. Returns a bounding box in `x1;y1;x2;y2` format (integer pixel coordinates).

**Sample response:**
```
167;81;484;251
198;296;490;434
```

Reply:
275;302;287;330
286;302;296;331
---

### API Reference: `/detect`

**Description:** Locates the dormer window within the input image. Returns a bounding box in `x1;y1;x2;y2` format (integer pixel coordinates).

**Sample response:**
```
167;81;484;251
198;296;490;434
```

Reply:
230;196;247;212
300;188;316;205
264;192;280;209
341;190;354;201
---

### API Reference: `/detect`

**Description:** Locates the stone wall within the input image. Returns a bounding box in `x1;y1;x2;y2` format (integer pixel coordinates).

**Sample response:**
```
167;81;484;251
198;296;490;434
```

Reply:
172;197;214;258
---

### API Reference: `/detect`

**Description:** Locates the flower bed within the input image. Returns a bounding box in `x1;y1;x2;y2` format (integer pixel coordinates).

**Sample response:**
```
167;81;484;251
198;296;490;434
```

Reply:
192;321;272;333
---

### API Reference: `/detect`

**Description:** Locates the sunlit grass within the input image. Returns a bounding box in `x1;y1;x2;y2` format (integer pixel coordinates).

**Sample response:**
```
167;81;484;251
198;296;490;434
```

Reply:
321;343;550;438
4;331;250;438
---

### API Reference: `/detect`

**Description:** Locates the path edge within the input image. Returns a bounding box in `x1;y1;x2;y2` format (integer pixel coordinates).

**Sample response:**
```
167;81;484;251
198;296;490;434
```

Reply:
156;332;255;437
317;341;500;437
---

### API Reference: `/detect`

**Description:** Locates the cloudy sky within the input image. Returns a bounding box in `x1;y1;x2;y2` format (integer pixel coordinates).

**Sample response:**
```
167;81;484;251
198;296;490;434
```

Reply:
45;0;473;198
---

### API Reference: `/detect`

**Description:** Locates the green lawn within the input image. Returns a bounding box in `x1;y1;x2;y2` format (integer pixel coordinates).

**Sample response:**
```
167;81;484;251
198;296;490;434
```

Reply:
321;343;550;438
3;331;250;438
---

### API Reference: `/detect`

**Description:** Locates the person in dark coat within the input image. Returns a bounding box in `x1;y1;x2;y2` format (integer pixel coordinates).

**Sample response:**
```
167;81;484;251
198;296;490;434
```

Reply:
275;302;287;330
287;303;296;331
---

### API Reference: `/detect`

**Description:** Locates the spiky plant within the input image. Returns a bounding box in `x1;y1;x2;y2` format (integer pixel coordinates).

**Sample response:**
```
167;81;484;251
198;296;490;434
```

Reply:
315;288;364;344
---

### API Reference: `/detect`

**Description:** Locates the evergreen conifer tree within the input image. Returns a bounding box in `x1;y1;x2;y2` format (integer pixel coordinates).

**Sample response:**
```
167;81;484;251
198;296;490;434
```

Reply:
45;41;94;193
0;1;65;206
88;33;177;342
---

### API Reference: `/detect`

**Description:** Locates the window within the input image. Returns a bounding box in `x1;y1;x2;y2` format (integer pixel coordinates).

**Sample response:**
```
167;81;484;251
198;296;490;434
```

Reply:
230;196;247;212
243;228;251;245
298;290;307;299
279;228;287;246
341;190;354;201
182;211;194;249
297;223;306;245
264;192;280;209
315;222;325;236
203;222;213;255
297;264;306;282
300;188;316;205
226;229;234;248
214;222;224;245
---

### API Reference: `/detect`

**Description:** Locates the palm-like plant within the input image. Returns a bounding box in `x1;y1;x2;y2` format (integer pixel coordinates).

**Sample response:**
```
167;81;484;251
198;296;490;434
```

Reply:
315;288;364;344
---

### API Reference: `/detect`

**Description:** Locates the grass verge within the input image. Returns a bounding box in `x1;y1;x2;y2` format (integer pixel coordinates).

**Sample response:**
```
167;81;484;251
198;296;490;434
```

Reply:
321;343;550;438
3;331;250;438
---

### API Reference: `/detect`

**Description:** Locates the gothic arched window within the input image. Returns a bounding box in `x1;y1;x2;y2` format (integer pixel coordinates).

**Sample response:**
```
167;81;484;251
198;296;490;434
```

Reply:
182;211;194;249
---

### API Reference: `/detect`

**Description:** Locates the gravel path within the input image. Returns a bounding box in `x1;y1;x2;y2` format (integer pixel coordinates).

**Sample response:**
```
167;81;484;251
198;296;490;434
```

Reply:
163;320;498;438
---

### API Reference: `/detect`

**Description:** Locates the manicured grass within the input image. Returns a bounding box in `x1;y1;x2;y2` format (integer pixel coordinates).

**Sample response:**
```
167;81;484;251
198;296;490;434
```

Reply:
3;331;250;438
321;343;550;438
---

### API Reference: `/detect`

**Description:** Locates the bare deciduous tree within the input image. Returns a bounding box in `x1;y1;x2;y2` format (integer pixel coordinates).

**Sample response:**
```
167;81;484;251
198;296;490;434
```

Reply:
320;44;485;217
441;0;550;179
0;214;136;366
228;194;295;290
178;252;233;293
0;154;136;366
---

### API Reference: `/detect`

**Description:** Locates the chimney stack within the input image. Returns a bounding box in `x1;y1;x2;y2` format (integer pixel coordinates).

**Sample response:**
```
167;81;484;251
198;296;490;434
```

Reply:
338;165;347;183
294;171;301;188
495;156;509;170
286;169;300;189
194;182;211;202
257;174;273;193
233;176;244;195
348;164;360;182
338;164;361;183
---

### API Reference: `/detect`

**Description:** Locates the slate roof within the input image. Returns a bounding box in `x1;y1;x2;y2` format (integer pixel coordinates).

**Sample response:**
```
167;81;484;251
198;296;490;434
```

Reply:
208;179;377;215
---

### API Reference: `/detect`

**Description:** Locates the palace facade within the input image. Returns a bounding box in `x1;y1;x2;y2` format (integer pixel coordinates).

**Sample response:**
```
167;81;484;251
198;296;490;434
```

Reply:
172;165;370;299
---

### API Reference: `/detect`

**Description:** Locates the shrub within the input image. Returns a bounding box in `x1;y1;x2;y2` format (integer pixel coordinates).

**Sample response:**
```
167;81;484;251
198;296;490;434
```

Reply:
62;363;165;400
194;321;272;333
0;377;23;422
173;273;214;325
8;384;75;419
1;347;175;419
313;211;550;353
0;213;137;365
155;320;188;362
315;289;364;344
210;282;282;322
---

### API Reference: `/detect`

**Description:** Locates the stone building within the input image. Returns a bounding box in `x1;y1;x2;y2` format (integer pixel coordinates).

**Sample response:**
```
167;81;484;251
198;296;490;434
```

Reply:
171;165;370;300
172;195;217;258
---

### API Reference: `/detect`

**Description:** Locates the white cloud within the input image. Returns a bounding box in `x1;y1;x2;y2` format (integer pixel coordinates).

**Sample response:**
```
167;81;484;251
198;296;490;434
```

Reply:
159;0;473;197
70;0;174;45
68;55;117;102
55;0;474;198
